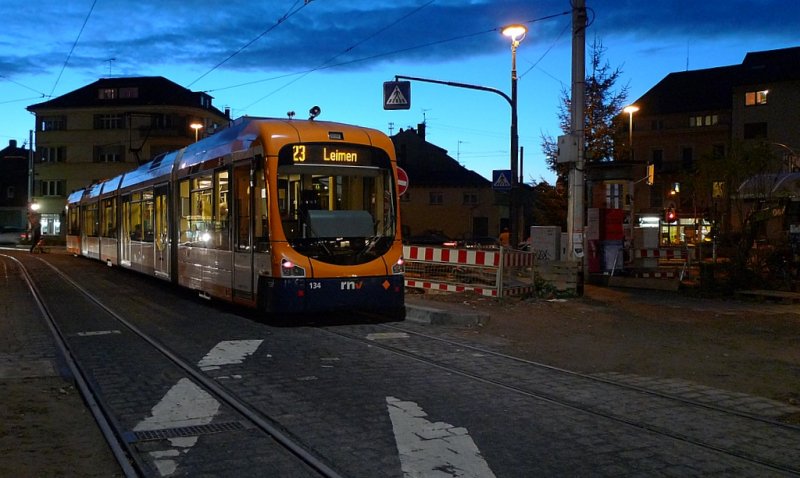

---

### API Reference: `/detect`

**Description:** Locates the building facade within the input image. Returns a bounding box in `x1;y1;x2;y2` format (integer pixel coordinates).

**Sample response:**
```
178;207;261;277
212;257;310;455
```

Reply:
0;139;30;229
616;46;800;248
26;76;229;237
391;124;507;242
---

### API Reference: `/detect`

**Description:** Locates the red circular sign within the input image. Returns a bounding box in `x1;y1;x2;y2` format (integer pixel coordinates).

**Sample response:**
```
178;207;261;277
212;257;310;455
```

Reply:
396;167;409;196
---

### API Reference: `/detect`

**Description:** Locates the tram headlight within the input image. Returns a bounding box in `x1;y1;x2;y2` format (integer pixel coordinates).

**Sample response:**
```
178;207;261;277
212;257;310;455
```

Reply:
392;257;405;275
281;258;306;277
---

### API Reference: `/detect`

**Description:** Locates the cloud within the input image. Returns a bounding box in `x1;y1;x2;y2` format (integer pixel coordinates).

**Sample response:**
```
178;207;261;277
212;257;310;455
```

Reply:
0;0;793;85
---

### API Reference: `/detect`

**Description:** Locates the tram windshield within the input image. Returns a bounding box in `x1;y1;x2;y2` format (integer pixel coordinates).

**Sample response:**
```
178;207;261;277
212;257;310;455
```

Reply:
277;143;396;265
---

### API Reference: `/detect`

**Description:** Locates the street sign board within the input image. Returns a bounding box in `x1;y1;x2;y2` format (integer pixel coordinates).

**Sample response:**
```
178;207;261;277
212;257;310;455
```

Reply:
383;81;411;110
397;167;409;196
492;170;512;191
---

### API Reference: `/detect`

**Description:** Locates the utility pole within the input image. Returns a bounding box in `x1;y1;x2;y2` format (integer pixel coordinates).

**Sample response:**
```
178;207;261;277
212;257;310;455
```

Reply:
566;0;587;291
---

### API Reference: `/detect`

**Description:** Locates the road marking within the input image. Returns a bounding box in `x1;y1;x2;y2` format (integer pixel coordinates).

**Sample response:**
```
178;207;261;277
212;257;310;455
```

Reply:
133;378;221;476
386;396;496;478
197;339;263;371
366;332;409;340
75;330;121;336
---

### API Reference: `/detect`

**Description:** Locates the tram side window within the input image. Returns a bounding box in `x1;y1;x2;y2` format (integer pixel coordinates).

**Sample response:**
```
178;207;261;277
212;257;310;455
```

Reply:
142;189;154;242
214;169;230;250
68;207;79;235
101;198;116;237
179;180;190;244
83;203;99;237
180;175;212;246
129;192;142;241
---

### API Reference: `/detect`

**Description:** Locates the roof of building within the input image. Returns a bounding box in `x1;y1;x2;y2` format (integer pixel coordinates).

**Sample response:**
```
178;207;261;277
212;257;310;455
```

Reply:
0;139;28;160
27;76;227;117
391;126;490;188
633;45;800;116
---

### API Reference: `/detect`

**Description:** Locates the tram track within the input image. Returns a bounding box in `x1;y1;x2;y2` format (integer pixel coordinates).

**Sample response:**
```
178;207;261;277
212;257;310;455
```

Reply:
15;255;342;478
327;317;800;476
11;251;800;476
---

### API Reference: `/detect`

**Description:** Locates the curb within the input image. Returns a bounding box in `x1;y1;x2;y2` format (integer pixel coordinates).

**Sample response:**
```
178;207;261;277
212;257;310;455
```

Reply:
404;302;490;326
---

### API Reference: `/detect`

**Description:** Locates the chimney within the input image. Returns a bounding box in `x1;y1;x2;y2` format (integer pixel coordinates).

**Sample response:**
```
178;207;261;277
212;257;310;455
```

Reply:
9;139;17;148
224;107;230;119
417;122;426;141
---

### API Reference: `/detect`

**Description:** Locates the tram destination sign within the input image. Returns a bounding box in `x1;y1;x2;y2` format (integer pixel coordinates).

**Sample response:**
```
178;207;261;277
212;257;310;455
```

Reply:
280;143;382;167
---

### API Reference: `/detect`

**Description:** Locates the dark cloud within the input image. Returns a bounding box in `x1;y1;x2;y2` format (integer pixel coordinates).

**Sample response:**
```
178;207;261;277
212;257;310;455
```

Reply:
0;0;794;83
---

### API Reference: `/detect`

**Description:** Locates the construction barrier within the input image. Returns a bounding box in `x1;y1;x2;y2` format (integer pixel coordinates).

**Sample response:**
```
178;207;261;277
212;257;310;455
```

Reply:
630;247;690;281
634;248;687;260
403;245;534;297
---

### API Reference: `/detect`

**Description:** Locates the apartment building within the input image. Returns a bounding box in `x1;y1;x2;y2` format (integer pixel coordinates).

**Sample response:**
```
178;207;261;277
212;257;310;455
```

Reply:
607;46;800;246
26;76;229;236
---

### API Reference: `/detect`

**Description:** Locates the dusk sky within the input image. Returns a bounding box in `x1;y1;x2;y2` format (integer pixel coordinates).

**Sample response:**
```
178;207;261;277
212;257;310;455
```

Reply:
1;0;797;184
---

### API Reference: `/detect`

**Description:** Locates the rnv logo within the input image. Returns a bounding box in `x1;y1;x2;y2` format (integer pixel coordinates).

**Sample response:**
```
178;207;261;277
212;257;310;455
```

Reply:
341;281;363;290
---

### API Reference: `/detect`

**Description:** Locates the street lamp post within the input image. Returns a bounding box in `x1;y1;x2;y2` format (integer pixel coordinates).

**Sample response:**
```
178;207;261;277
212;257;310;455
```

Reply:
190;122;203;142
502;24;527;244
623;105;639;159
623;105;639;256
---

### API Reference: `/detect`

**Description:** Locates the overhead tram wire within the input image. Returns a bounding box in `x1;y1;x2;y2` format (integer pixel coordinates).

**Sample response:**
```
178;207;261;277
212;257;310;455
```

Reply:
205;10;571;104
238;0;435;111
186;0;313;88
49;0;97;98
0;75;49;98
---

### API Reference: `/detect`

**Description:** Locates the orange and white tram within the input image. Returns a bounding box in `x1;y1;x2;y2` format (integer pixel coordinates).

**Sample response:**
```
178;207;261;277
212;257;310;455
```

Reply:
66;116;405;317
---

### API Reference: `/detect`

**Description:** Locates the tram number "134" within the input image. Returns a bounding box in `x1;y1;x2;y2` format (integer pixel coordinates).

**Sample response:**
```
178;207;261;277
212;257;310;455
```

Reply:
309;281;321;290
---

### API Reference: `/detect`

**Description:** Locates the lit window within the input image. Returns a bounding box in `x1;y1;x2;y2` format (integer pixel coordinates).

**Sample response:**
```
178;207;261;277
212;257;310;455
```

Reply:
745;89;768;106
119;87;139;99
98;88;117;99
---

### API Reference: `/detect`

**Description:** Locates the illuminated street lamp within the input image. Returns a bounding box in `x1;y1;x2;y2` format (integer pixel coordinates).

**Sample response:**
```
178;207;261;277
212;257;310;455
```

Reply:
623;104;639;250
502;23;527;242
190;122;203;142
623;105;639;158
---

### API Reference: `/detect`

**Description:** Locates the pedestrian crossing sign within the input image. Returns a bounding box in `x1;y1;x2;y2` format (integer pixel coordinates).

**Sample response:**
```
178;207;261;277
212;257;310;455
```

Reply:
383;81;411;110
492;170;512;191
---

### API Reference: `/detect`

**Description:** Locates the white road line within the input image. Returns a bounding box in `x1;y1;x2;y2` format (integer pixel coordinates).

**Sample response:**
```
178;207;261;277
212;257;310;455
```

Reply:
387;396;496;478
133;378;220;476
197;339;263;371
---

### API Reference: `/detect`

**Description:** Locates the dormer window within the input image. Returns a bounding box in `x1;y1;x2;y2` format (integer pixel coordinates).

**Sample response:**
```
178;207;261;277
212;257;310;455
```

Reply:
98;88;117;99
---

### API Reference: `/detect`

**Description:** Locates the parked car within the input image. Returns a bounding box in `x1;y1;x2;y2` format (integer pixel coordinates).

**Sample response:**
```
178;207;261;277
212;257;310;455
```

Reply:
404;230;457;247
0;226;26;245
456;236;501;250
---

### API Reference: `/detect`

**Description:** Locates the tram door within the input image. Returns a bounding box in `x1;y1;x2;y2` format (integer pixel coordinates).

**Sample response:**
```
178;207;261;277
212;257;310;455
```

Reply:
232;159;270;303
120;194;131;266
233;161;255;300
154;184;170;278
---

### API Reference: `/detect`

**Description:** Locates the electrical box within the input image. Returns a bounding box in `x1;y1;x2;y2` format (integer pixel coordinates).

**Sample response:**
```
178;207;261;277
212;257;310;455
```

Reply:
557;134;578;164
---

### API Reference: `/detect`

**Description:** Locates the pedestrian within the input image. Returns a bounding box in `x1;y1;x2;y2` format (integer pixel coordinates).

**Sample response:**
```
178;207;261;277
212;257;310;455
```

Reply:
29;216;41;253
499;227;510;248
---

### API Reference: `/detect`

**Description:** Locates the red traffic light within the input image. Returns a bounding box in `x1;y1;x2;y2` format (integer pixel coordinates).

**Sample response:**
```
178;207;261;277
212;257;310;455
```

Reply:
665;208;677;223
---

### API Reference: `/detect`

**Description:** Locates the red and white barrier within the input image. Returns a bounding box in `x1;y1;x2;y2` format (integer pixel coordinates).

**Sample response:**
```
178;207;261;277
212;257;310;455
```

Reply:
634;248;685;259
402;245;534;297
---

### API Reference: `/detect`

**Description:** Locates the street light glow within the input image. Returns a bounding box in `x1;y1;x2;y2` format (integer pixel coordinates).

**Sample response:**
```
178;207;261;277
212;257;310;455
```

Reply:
190;122;203;142
502;24;528;44
623;105;639;115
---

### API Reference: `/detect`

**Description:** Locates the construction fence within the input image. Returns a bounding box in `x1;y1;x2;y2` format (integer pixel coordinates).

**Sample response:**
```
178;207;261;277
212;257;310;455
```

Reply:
403;245;580;298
